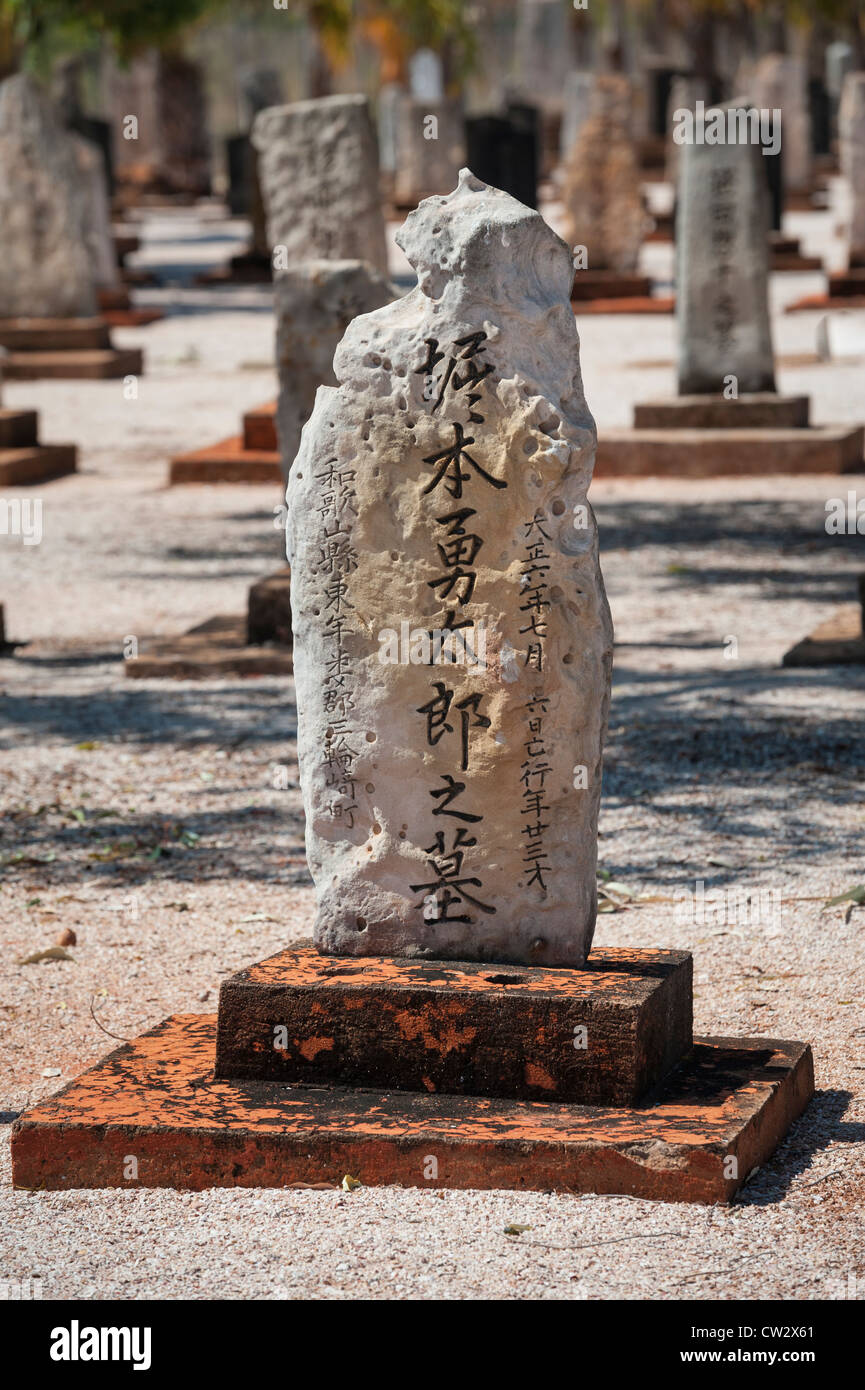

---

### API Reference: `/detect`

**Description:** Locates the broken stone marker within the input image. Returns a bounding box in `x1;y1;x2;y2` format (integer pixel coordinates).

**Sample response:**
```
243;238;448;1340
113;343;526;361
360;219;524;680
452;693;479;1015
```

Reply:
275;259;393;482
677;139;776;396
252;95;389;277
287;169;613;967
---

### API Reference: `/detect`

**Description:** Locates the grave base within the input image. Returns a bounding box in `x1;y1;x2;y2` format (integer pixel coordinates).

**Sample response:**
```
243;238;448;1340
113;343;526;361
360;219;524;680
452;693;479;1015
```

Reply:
570;272;667;315
10;1013;814;1203
0;409;77;485
169;402;280;484
123;615;293;680
0;318;144;379
573;295;674;316
633;394;809;430
782;604;865;667
215;946;693;1105
596;425;864;477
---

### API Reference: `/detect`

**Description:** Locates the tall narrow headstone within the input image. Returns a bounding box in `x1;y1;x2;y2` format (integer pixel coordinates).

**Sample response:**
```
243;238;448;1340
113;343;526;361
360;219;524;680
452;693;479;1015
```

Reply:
676;140;776;396
562;76;645;273
0;74;97;318
752;53;811;194
286;169;613;966
252;95;389;276
839;72;865;268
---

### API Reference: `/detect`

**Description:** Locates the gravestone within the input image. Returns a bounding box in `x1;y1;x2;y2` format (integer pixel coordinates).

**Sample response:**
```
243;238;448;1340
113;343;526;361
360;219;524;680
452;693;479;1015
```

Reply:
562;75;645;274
465;105;539;210
752;53;811;194
409;48;444;103
677;140;776;396
252;95;389;277
665;76;710;185
72;134;121;292
393;97;465;206
0;74;97;319
286;169;613;966
839;72;865;267
275;259;393;482
559;71;596;160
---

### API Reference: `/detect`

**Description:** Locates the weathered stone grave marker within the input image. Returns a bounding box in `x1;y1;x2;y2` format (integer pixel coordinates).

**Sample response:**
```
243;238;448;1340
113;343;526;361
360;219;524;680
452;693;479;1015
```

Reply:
0;74;142;383
12;172;814;1202
597;139;863;475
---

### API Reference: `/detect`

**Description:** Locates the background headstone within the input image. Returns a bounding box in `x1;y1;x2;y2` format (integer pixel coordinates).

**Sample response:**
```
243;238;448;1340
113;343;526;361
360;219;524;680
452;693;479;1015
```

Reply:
275;259;394;482
752;53;811;194
72;134;121;291
465;106;539;210
0;74;97;319
559;71;596;161
252;95;389;276
676;140;776;395
393;97;465;206
286;169;613;967
839;72;865;266
562;75;645;273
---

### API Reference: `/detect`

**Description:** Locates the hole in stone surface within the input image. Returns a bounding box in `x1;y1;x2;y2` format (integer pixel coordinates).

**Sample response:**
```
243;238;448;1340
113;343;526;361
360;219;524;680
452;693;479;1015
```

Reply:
366;731;376;742
296;472;302;479
372;822;382;834
549;585;564;601
539;416;560;435
365;782;375;793
356;917;368;931
370;354;381;366
562;652;574;664
551;500;566;515
398;830;406;839
523;439;537;456
390;551;399;561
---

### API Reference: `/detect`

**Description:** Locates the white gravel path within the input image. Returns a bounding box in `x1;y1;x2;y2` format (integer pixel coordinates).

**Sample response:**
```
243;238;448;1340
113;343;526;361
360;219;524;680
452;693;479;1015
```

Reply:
1;203;863;1301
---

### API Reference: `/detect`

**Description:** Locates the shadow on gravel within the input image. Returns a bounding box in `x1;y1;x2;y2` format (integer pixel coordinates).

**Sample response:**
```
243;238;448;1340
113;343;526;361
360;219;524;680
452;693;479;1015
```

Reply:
594;494;865;606
737;1088;865;1206
0;680;296;748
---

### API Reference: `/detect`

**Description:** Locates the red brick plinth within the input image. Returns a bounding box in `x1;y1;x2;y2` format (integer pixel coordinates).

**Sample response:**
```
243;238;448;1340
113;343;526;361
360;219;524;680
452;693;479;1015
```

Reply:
168;402;280;484
10;1014;814;1203
215;946;692;1105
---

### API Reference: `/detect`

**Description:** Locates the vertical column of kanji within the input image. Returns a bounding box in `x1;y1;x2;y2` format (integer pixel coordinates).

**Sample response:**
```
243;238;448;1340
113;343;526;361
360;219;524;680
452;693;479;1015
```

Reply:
410;329;502;933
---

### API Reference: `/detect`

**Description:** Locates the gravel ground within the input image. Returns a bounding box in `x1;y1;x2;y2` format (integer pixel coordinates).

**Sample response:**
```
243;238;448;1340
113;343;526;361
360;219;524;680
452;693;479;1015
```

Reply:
0;203;863;1301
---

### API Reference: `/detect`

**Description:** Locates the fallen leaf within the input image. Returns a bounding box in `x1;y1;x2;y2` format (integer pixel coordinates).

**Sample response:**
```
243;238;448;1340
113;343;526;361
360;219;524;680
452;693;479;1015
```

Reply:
341;1174;363;1192
17;947;74;965
55;928;77;947
75;741;100;751
503;1223;532;1235
42;1068;61;1078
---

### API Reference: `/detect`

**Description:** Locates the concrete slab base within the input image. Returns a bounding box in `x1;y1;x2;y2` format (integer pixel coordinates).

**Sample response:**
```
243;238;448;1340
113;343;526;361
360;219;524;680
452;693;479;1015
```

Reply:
1;348;143;381
633;394;810;430
595;425;864;477
214;946;693;1105
123;615;293;680
9;1013;814;1203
